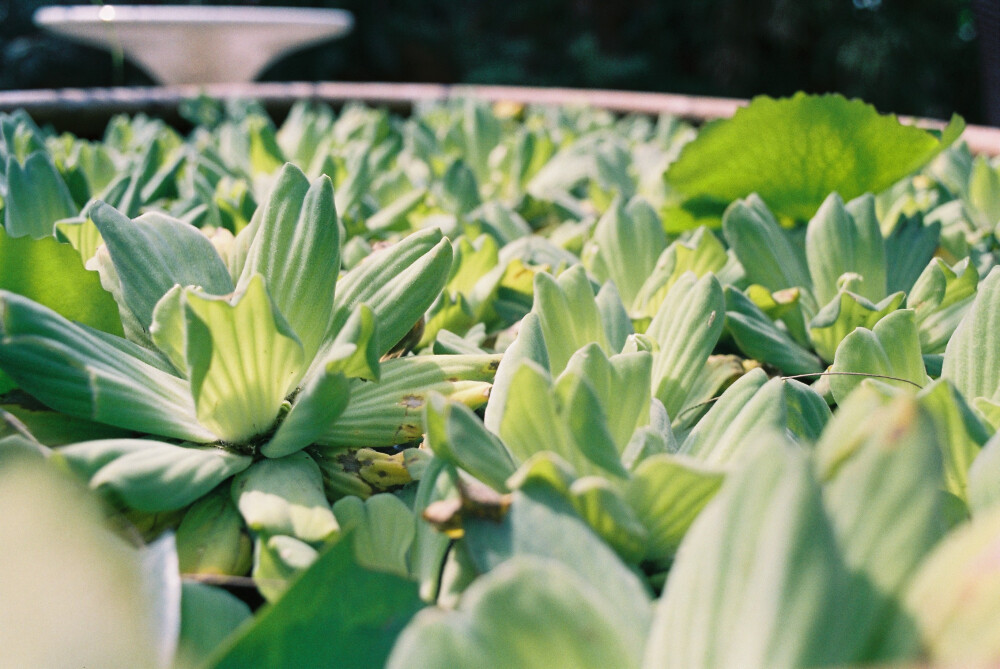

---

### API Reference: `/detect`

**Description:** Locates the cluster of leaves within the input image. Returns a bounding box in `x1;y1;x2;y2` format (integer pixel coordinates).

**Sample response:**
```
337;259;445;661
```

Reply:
2;93;1000;668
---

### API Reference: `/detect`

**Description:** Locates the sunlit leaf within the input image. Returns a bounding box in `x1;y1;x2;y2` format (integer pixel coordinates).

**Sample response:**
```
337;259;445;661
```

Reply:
0;226;122;337
232;452;338;544
184;275;304;444
667;93;964;221
236;164;340;362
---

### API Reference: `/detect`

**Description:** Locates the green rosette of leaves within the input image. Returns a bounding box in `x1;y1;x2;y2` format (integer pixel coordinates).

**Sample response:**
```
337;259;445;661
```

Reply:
0;163;499;574
417;264;831;570
717;190;981;377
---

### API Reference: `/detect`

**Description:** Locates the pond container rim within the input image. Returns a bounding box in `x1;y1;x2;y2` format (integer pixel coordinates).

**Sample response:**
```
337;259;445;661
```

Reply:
0;82;997;155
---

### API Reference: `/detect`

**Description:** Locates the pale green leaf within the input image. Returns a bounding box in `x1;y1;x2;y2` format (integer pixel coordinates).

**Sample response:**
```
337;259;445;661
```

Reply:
388;557;642;669
319;354;499;449
424;391;517;492
0;458;160;668
185;275;305;444
783;379;832;444
91;203;234;329
806;193;887;306
55;439;251;512
632;227;729;321
0;291;214;442
901;505;1000;666
332;494;415;578
175;582;251;669
55;217;104;263
821;398;946;660
830;309;930;403
625;453;725;562
260;367;349;459
232;452;339;543
722;194;812;294
566;476;648;563
909;257;979;354
252;534;319;603
236;164;340;362
809;289;905;363
884;214;940;295
4;151;77;239
483;312;549;433
176;486;252;577
724;286;824;376
582;197;666;306
679;369;787;466
644;440;862;669
463;484;653;640
556;368;629;475
595;281;633;353
498;362;592;476
917;379;988;502
562;345;652;454
942;266;1000;410
533;266;610;376
331;227;453;357
646;273;725;418
969;431;1000;512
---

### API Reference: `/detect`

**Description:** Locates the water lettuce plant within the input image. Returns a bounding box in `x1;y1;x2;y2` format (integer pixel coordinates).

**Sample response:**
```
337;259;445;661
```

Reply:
1;92;999;668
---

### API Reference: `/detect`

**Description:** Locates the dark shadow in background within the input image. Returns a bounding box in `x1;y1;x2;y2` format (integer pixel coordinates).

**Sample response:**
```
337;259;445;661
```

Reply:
0;0;990;125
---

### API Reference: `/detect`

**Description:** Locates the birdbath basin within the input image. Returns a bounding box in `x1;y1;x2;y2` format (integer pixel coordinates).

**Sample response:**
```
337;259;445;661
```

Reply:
34;5;354;85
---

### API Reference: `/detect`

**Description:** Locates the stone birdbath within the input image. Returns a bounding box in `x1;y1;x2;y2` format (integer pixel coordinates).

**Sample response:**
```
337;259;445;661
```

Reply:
34;5;354;85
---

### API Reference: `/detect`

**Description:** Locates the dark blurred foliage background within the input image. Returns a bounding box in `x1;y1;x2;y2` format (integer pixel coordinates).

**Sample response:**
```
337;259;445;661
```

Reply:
0;0;993;124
